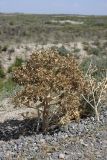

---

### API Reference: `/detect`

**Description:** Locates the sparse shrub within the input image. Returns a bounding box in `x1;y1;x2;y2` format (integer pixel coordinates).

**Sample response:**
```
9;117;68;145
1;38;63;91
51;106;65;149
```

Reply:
74;48;80;53
82;41;89;51
83;45;89;51
80;56;107;80
0;78;17;97
8;57;24;73
0;79;4;92
82;42;89;46
80;57;91;74
0;63;5;78
92;40;100;47
88;47;100;56
57;46;69;56
0;68;5;78
8;47;15;53
1;45;8;52
13;49;89;133
8;47;15;60
9;21;14;26
51;46;70;56
102;41;107;48
0;45;2;52
81;64;107;121
3;78;16;93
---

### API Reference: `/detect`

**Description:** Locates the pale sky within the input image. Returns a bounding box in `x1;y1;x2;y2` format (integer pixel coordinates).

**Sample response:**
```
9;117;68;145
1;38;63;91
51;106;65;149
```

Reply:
0;0;107;15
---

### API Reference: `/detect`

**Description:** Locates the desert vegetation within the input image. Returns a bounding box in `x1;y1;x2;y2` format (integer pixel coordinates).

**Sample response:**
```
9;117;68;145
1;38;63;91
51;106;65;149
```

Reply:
0;14;107;45
11;49;107;133
0;14;107;159
13;49;88;132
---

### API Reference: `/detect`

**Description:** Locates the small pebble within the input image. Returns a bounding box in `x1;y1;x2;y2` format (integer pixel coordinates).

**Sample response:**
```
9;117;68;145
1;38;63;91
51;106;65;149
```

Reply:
40;138;45;144
59;153;65;159
0;107;106;159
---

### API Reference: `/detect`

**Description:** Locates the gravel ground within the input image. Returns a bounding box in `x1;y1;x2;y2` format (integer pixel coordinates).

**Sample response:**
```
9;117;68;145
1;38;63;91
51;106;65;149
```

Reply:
0;106;107;160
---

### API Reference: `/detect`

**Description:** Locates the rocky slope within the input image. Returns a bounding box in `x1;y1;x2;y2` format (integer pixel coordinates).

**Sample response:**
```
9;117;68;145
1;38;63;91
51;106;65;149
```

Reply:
0;106;107;160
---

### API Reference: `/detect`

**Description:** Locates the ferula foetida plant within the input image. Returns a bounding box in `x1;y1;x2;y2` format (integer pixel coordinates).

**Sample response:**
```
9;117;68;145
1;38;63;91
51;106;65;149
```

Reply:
13;49;89;132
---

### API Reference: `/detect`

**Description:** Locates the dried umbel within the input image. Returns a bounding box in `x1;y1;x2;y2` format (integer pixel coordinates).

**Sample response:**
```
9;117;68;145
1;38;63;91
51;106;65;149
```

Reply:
13;49;88;132
81;63;107;121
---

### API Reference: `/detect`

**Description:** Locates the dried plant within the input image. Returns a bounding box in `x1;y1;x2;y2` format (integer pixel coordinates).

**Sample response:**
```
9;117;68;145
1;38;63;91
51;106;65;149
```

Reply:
81;62;107;121
13;49;88;132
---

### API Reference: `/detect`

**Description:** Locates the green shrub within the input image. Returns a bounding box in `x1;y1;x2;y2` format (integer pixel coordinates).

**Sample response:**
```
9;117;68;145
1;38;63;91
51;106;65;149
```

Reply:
0;79;4;92
0;45;2;51
57;46;69;56
80;57;91;74
14;57;24;66
9;21;14;26
74;48;81;53
51;46;69;56
83;45;89;51
4;78;16;92
102;41;107;48
0;77;22;100
80;56;107;80
1;45;8;52
92;41;100;47
82;42;89;45
88;47;101;56
0;67;5;78
8;57;24;73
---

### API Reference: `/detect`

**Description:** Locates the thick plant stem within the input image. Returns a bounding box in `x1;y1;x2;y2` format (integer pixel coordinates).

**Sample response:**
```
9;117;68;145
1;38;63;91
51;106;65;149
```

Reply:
36;109;41;132
95;107;100;122
42;98;49;133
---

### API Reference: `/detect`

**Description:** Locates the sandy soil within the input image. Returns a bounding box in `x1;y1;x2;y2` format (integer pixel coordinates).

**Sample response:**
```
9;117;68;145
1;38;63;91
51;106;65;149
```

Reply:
0;42;87;72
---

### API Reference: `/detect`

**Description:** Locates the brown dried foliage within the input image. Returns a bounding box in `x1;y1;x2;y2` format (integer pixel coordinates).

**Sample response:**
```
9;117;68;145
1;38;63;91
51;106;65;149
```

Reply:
13;49;88;132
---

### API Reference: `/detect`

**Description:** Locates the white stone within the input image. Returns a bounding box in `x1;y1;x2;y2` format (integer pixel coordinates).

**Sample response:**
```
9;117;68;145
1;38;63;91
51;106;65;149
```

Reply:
40;138;46;144
59;153;65;159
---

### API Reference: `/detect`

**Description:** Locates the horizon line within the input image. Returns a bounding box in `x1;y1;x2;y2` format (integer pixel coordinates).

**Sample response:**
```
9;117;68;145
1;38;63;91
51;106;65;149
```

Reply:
0;12;107;16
